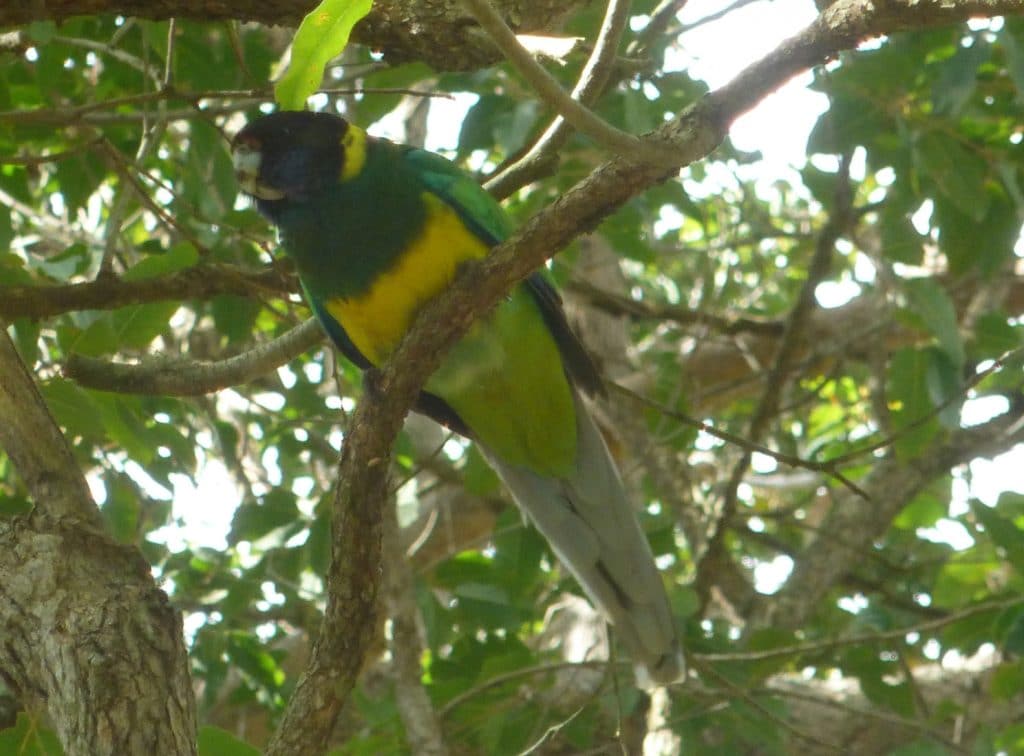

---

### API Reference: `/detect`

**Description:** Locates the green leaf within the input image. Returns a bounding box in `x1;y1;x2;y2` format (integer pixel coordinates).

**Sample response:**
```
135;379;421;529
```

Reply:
894;491;947;530
102;478;141;544
991;660;1024;699
888;347;941;459
230;490;300;544
110;301;179;349
211;295;262;344
995;722;1024;755
934;194;1020;276
973;502;1024;573
902;277;964;370
888;741;953;756
197;725;260;756
972;311;1020;358
924;347;963;429
1001;22;1024;103
40;378;103;440
274;0;374;110
931;38;988;116
0;713;64;756
122;241;199;281
915;132;989;222
0;493;33;517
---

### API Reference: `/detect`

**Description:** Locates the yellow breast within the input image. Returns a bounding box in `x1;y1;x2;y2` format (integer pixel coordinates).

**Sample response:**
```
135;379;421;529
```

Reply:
324;194;490;365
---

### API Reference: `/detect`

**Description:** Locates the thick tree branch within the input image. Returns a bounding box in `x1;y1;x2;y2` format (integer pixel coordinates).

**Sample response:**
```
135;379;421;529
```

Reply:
0;0;586;71
0;330;99;525
0;325;196;755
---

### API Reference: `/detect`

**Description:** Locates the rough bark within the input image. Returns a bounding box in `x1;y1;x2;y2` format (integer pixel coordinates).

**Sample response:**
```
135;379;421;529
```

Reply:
0;0;587;70
0;326;196;755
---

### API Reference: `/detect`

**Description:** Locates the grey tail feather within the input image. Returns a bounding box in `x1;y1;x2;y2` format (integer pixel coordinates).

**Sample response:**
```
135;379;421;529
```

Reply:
477;391;685;687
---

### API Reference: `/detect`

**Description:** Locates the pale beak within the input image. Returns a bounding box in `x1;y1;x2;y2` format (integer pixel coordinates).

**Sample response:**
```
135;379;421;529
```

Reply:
232;144;286;200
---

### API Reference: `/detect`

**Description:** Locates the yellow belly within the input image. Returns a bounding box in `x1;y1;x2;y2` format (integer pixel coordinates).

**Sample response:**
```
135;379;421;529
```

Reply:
324;194;489;365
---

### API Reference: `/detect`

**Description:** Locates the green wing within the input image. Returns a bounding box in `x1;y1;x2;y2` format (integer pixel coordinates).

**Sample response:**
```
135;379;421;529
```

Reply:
402;147;514;244
402;145;603;395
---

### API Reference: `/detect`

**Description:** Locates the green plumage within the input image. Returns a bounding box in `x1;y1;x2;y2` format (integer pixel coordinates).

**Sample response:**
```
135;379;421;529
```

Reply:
232;111;684;686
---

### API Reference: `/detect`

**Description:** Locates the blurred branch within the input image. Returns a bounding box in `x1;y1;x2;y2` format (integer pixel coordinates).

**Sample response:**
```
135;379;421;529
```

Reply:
0;0;594;72
701;596;1021;663
567;278;786;335
0;86;452;128
383;502;449;756
0;263;292;320
695;660;841;752
64;318;324;395
0;137;104;166
680;0;764;32
695;154;854;604
754;408;1024;630
611;382;869;498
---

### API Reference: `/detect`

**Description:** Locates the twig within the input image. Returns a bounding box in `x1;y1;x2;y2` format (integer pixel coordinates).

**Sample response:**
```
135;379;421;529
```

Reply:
700;597;1021;663
0;137;104;166
567;278;785;335
694;659;842;753
484;0;635;197
0;86;453;127
766;684;969;753
610;382;870;499
383;501;449;756
825;344;1024;465
680;0;766;33
462;0;681;166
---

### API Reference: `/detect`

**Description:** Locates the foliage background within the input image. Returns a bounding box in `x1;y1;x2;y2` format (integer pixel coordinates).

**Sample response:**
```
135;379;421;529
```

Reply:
1;0;1024;753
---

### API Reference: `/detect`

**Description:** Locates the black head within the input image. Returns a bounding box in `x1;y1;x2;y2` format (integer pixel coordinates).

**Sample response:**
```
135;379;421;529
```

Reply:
232;111;352;203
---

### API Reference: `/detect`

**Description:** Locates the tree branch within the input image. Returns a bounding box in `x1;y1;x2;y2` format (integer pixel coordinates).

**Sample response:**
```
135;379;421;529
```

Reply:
0;263;291;320
753;409;1024;630
0;0;589;72
695;154;855;605
383;501;449;756
64;319;324;395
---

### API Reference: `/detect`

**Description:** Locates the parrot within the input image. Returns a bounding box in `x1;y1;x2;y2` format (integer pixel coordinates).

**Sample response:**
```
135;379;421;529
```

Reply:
231;110;684;687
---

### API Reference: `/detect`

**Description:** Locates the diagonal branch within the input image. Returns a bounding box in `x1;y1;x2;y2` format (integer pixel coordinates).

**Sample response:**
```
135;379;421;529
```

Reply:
0;327;99;524
753;410;1024;629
